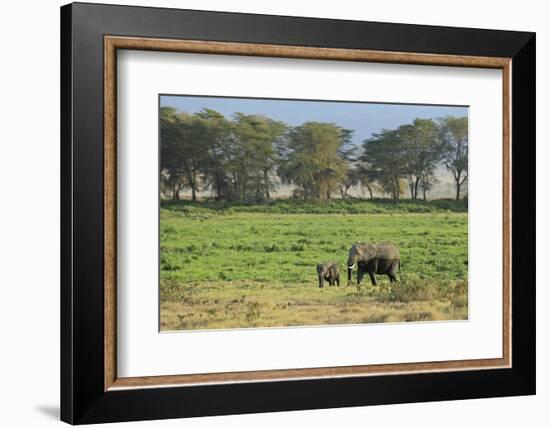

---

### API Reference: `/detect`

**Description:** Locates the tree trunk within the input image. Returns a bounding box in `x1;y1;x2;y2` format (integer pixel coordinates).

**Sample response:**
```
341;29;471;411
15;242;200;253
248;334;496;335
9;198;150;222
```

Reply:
231;172;239;200
172;183;180;200
343;185;352;199
414;176;420;200
188;170;197;202
366;184;374;199
317;182;325;201
394;176;400;202
216;171;224;200
263;169;270;200
455;176;461;201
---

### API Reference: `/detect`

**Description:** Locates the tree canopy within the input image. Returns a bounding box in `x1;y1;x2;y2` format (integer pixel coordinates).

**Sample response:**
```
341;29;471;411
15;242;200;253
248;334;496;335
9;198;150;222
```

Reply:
439;116;469;200
278;122;350;201
160;106;468;202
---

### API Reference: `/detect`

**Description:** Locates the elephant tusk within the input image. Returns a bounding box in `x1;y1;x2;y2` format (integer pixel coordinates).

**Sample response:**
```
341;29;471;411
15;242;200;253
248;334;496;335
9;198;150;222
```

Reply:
348;262;356;269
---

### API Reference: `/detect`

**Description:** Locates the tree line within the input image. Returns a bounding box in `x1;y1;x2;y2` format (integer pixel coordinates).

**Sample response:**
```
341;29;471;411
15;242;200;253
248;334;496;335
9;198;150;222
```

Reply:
160;106;468;202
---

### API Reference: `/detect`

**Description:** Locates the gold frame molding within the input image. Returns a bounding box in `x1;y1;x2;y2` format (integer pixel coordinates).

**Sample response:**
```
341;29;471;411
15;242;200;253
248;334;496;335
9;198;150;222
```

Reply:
104;36;512;391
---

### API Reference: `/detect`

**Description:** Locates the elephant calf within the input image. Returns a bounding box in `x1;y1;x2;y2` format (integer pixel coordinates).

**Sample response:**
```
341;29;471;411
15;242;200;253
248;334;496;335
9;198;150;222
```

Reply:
317;262;340;288
347;242;400;286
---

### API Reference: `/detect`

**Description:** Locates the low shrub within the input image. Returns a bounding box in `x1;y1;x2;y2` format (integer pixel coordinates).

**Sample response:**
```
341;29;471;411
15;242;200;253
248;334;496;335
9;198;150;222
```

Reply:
160;197;468;216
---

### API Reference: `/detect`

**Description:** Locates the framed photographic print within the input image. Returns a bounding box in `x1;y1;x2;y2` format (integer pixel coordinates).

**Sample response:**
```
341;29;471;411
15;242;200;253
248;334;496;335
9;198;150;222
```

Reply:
60;2;535;425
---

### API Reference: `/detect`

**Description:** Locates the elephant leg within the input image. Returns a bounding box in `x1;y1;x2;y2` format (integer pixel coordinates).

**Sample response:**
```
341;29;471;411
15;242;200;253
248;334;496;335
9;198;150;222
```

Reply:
357;269;364;285
329;278;333;286
388;262;399;283
369;272;378;286
318;276;324;288
336;277;340;286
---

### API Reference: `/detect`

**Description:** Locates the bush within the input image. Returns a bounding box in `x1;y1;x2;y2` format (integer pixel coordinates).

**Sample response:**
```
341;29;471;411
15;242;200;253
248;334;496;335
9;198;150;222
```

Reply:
375;276;441;303
160;197;468;216
430;198;468;212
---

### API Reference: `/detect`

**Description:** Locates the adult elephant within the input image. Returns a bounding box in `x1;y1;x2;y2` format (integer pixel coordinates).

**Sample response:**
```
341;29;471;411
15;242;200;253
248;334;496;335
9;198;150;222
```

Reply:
347;242;400;286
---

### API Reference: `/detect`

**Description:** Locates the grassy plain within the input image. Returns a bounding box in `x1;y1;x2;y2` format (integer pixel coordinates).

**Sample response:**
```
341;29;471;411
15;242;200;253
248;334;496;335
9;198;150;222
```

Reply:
160;199;468;331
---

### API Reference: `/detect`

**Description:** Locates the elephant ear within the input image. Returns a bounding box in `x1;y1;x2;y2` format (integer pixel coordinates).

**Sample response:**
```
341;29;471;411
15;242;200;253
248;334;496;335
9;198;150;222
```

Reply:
355;243;367;257
363;243;378;261
372;244;379;257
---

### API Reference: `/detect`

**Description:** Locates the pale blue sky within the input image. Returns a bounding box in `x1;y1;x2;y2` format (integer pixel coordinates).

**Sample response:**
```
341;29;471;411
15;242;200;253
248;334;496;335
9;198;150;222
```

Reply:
160;95;468;146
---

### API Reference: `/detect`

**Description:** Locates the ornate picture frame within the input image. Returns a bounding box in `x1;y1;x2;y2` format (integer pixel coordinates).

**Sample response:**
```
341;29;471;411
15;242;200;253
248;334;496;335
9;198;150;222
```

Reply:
61;2;535;424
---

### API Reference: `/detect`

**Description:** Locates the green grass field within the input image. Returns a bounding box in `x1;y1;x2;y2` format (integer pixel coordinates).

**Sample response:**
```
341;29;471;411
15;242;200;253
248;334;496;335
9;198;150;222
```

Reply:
160;199;468;331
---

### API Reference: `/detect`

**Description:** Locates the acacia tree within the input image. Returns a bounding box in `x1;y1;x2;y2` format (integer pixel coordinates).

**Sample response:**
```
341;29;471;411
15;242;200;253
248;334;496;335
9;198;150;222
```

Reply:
179;114;211;201
231;113;287;201
279;122;350;201
160;107;231;201
190;109;234;201
160;107;191;200
400;118;444;200
439;116;468;200
361;129;407;202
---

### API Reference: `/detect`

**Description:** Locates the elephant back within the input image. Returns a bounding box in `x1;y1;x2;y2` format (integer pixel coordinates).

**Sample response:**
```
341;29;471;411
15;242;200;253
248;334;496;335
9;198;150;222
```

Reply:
375;242;400;260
